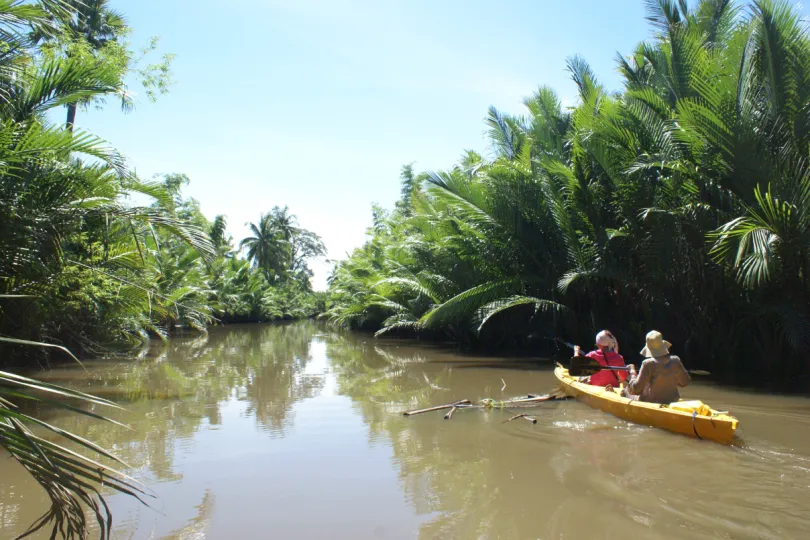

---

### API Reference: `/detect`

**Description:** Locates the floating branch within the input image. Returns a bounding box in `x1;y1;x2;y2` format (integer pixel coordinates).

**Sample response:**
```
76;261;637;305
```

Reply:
403;399;470;416
403;390;569;421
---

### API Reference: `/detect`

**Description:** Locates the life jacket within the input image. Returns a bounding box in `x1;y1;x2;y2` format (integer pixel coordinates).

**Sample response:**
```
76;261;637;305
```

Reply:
586;350;627;386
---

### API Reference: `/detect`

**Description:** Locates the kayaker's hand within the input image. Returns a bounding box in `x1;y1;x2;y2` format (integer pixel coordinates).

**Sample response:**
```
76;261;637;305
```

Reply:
629;364;637;377
574;345;581;356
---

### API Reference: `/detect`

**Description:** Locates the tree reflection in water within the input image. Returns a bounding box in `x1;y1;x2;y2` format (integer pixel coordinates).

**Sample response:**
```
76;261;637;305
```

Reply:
325;332;598;540
161;490;216;540
25;323;325;483
325;335;514;539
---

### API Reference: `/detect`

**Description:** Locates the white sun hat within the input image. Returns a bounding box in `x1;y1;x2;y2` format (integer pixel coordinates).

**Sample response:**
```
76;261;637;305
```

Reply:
595;330;617;348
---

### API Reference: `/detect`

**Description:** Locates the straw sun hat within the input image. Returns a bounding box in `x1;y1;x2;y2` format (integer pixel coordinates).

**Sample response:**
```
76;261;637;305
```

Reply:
640;330;672;358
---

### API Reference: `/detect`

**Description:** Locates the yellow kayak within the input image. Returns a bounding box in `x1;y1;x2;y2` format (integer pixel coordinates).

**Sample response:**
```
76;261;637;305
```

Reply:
554;364;739;444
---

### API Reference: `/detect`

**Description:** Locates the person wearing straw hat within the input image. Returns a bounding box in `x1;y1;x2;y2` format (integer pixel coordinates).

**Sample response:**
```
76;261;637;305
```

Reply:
625;330;691;404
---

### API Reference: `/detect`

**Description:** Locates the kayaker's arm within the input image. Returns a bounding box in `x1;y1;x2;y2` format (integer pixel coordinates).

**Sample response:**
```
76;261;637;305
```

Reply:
619;361;633;383
626;360;650;396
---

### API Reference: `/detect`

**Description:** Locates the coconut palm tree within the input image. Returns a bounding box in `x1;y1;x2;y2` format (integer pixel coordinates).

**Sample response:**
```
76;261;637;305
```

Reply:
32;0;130;130
209;214;232;253
267;205;298;241
240;213;291;281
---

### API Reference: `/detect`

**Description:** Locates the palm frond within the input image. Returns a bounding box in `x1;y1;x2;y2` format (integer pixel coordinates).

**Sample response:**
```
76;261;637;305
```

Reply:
420;279;521;329
0;345;149;540
473;295;569;333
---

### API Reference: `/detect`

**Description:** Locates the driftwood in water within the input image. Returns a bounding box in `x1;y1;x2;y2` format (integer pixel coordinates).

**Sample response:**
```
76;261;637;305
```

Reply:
403;391;569;421
403;399;471;416
470;392;567;409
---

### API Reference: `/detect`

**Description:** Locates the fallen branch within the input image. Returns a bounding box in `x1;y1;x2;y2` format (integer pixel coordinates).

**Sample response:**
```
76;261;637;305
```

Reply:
403;399;470;416
403;390;569;421
476;392;567;409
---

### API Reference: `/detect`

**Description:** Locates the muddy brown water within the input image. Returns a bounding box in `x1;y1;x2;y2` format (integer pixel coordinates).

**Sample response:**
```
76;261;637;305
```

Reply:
1;322;810;539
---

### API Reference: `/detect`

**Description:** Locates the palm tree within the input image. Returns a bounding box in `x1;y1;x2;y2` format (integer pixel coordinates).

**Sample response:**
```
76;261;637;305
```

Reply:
63;1;126;48
268;205;298;241
210;214;232;253
68;0;127;130
33;0;130;130
240;213;290;281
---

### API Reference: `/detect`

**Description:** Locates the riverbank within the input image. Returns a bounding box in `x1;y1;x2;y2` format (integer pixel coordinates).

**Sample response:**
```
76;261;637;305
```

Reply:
341;328;810;394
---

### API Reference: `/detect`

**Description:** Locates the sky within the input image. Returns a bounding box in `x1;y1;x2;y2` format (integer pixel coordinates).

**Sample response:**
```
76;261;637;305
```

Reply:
77;0;688;289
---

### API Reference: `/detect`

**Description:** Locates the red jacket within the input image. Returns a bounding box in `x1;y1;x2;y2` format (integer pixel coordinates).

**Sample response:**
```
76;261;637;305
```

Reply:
586;350;627;386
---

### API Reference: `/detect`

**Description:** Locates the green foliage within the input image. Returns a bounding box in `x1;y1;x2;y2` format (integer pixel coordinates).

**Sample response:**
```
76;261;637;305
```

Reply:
239;206;326;289
209;214;231;252
33;0;175;127
327;0;810;383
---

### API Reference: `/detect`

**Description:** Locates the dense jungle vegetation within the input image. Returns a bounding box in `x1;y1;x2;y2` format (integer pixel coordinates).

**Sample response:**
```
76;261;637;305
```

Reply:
0;2;326;367
325;0;810;387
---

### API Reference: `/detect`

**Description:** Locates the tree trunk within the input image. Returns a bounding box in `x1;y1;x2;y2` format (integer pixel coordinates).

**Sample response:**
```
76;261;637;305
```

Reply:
66;103;77;132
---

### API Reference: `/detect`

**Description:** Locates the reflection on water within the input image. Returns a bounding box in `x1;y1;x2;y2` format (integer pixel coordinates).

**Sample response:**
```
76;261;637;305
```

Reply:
1;322;810;539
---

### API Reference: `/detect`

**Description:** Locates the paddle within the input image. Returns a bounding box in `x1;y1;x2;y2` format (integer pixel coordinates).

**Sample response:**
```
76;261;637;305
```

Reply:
554;338;577;351
568;354;711;377
569;355;630;376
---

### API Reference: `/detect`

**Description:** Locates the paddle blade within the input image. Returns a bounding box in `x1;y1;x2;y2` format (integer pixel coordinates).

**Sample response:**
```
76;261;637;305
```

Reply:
569;355;631;376
689;370;712;376
568;355;601;376
568;365;592;377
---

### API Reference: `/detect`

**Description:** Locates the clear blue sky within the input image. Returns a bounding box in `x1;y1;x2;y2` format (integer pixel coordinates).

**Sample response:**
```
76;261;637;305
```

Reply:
75;0;776;289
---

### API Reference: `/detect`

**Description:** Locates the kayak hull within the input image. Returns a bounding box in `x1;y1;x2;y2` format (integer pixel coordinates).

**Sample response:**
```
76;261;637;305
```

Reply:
554;365;738;444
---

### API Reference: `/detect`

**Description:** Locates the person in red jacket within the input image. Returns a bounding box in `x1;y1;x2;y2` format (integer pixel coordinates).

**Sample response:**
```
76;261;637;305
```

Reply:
574;330;628;387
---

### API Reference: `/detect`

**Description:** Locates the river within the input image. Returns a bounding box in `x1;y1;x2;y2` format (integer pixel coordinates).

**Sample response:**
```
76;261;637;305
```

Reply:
1;322;809;539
